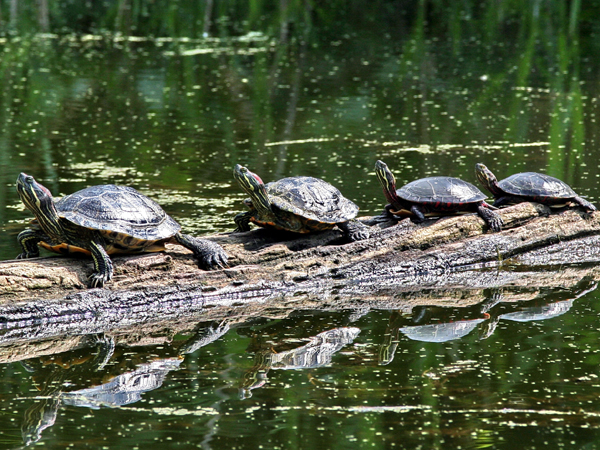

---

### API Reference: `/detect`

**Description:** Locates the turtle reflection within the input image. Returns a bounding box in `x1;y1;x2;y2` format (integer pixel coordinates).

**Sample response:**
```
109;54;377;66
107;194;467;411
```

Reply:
378;305;488;365
20;335;115;446
379;282;597;365
479;282;597;339
480;298;576;339
62;358;182;409
19;320;234;446
21;366;63;446
240;327;360;399
500;300;573;321
400;317;486;343
179;321;231;355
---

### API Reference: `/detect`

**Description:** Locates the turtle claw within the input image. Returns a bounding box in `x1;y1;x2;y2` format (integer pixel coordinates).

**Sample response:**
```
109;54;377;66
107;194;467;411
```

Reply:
214;250;230;270
203;252;229;271
350;227;370;242
487;216;504;233
194;239;229;270
583;210;595;220
365;209;396;225
215;254;230;269
339;220;371;242
17;249;41;259
174;233;228;270
478;204;503;232
88;272;111;288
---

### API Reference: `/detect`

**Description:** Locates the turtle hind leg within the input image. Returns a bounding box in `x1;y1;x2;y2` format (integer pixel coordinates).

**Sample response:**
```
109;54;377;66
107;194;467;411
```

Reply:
17;228;46;259
337;220;370;242
477;203;503;232
573;196;597;213
88;239;114;288
174;233;228;270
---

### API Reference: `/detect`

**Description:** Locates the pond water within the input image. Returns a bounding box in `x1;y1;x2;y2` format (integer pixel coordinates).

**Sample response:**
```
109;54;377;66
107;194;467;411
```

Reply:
2;281;600;450
2;4;600;449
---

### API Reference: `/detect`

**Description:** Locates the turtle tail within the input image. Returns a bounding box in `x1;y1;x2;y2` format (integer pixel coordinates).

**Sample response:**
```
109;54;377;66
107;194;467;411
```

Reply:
574;196;597;213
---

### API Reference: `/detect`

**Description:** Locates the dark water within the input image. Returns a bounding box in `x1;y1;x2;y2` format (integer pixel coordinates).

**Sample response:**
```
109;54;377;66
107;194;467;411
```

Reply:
2;281;600;449
1;28;598;260
2;6;600;448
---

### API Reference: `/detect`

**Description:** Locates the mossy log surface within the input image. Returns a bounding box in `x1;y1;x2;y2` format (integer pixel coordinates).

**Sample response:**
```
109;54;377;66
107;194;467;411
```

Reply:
1;202;600;360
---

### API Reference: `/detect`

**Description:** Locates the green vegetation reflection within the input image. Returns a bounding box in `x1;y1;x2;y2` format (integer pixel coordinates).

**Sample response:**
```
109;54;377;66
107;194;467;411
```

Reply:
2;4;600;447
0;280;599;449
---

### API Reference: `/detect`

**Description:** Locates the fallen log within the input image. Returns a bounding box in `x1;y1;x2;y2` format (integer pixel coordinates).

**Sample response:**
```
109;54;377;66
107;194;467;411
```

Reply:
1;202;598;299
1;202;600;358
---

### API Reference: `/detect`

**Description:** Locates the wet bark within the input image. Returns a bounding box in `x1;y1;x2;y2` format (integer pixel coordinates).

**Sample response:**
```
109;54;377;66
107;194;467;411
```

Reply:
1;202;600;360
2;202;599;299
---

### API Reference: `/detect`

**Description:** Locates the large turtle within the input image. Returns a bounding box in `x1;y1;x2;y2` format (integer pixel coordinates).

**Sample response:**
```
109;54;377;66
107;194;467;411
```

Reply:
16;173;227;288
233;164;369;241
375;160;503;231
475;163;597;212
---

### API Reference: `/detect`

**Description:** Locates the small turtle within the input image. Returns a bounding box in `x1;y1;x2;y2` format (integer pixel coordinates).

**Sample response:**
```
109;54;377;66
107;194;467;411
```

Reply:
233;164;369;241
375;160;503;231
16;173;227;288
475;163;597;212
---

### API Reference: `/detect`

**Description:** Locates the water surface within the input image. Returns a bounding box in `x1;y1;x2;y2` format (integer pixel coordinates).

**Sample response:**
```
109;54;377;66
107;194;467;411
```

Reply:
2;5;600;449
1;280;600;449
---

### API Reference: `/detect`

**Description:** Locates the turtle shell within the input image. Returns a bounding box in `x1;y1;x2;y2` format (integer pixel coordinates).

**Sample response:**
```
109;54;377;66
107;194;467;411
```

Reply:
397;177;487;205
46;185;181;254
498;172;577;199
264;176;358;224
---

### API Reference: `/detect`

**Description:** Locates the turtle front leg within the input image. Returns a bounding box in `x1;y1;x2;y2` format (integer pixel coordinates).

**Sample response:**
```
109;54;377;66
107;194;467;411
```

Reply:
234;211;253;232
337;220;370;242
174;233;228;270
17;228;47;259
367;205;398;225
382;204;397;218
88;239;114;288
409;205;427;223
573;196;597;213
477;202;503;232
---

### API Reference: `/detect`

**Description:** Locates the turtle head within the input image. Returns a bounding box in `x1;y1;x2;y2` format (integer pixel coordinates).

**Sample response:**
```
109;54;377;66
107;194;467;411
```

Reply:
375;160;400;205
17;173;60;234
475;163;500;194
233;165;271;213
17;173;55;214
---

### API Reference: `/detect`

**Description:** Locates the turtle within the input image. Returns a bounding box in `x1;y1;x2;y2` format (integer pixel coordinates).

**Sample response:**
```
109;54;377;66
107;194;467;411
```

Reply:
475;163;597;212
232;164;370;241
375;160;503;232
16;173;228;288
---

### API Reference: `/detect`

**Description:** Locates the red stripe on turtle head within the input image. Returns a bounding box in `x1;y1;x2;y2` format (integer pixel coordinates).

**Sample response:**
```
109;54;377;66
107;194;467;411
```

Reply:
35;179;53;198
249;171;264;185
